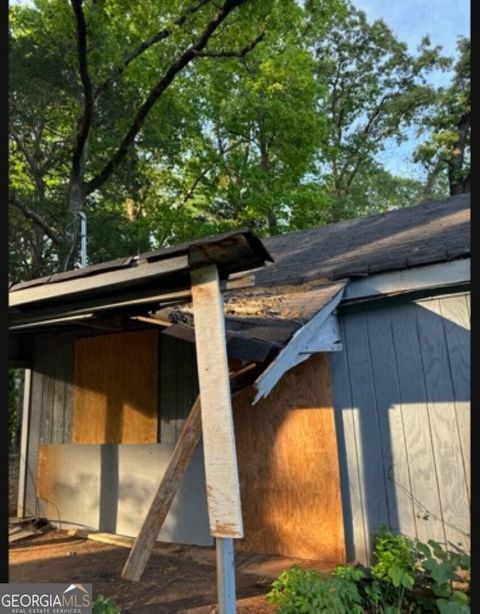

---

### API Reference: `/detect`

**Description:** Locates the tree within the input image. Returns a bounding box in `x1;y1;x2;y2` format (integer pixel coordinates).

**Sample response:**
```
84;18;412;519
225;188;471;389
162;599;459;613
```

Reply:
169;0;333;235
414;37;470;198
312;2;450;221
9;0;270;276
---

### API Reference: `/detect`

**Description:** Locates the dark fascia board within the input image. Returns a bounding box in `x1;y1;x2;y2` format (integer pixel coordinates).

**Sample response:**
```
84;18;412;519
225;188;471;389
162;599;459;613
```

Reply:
9;230;272;318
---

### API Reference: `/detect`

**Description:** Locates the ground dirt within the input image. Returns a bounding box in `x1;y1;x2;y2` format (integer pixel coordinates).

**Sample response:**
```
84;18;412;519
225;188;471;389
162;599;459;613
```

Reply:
9;529;335;613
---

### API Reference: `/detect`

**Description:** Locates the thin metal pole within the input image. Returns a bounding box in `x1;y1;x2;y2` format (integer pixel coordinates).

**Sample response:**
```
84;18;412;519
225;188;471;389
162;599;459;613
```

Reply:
216;537;236;614
78;211;88;267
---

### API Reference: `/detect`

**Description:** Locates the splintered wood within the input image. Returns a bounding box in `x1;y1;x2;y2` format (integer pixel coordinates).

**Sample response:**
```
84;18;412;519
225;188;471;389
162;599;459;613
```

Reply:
233;353;346;561
72;329;159;444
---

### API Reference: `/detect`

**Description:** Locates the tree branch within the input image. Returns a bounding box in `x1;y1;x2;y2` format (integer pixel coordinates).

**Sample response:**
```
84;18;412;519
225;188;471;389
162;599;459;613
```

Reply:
94;0;211;98
181;138;246;204
194;31;265;57
70;0;94;173
86;0;252;194
9;196;64;246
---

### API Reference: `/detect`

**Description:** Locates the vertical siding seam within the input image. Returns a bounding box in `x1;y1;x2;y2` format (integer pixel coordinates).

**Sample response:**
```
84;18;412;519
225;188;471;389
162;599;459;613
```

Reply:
364;311;392;530
413;302;448;547
388;307;419;540
437;299;470;503
342;316;370;563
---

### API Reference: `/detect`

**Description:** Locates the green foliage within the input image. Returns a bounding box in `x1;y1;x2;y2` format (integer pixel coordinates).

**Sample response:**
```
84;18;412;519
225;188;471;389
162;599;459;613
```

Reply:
267;564;363;613
414;37;470;197
92;594;121;614
372;530;417;590
417;540;471;614
312;1;450;221
267;531;470;613
9;0;466;282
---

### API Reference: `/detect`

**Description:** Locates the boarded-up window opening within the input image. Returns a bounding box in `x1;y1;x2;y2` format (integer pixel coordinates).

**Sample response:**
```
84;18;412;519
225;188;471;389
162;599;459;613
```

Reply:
72;329;159;444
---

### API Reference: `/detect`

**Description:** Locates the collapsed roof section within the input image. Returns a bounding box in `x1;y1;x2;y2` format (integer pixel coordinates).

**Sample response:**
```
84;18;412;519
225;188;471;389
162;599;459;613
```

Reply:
8;194;471;395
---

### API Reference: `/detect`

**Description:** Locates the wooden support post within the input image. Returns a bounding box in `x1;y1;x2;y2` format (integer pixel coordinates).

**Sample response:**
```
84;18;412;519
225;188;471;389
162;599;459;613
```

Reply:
191;264;243;614
121;396;202;582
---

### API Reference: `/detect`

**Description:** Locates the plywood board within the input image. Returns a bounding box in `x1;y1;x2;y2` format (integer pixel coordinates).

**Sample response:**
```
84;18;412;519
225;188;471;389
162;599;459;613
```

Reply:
233;354;345;561
72;330;159;444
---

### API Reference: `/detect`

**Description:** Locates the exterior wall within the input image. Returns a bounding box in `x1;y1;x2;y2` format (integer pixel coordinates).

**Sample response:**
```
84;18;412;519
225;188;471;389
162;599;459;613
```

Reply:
330;291;470;565
24;330;211;546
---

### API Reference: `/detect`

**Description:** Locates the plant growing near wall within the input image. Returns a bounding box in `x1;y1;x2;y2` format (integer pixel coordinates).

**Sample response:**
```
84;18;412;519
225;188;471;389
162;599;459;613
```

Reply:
267;564;364;613
416;540;470;614
266;530;470;613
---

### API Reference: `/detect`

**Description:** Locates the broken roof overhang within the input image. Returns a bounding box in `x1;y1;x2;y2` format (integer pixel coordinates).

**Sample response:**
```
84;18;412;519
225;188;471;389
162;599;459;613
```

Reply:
160;279;348;373
8;230;273;332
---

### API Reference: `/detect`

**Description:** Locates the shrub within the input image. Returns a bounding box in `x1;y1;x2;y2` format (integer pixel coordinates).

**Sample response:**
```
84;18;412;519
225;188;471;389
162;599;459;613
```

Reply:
267;564;364;613
266;530;470;613
92;594;121;614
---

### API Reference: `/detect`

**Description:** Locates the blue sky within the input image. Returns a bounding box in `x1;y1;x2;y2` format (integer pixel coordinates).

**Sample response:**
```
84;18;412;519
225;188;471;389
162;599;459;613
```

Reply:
354;0;470;178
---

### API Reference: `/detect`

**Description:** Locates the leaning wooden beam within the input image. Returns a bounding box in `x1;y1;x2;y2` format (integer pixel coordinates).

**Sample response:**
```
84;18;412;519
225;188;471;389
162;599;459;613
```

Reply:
121;396;202;582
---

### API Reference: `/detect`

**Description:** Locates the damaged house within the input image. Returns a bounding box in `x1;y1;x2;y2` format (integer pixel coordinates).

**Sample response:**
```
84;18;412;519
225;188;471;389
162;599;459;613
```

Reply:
9;192;470;570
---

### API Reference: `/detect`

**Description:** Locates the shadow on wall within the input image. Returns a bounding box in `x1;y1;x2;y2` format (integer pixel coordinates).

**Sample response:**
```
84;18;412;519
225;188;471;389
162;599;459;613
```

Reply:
330;294;470;565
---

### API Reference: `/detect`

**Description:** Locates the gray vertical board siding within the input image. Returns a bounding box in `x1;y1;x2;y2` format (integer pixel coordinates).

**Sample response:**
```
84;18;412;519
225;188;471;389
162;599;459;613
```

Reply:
365;309;417;539
52;333;68;442
389;303;446;546
415;298;470;549
24;332;77;517
438;295;471;499
331;291;470;562
330;319;369;564
160;335;199;444
40;334;56;443
25;335;49;517
343;311;390;556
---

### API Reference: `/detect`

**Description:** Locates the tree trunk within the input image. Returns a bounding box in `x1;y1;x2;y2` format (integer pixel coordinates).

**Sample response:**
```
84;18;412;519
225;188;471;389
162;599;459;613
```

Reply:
448;113;470;196
62;172;87;270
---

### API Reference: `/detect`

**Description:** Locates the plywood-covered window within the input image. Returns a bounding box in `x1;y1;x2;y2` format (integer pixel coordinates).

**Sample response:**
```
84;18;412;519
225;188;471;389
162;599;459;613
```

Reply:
72;329;159;443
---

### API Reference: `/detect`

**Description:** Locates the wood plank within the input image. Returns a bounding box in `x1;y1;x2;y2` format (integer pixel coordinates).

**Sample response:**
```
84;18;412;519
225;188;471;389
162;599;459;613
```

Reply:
365;307;418;539
191;265;243;539
122;397;202;582
234;354;345;562
437;294;470;500
415;298;470;550
390;304;446;546
342;311;390;557
330;320;369;564
72;330;158;444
